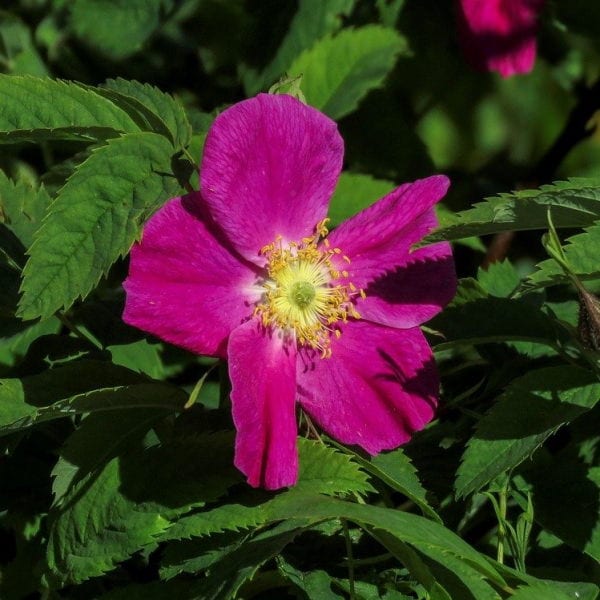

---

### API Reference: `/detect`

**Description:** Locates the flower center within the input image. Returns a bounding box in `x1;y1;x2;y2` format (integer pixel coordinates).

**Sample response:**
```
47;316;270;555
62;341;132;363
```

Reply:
289;280;316;308
254;219;364;357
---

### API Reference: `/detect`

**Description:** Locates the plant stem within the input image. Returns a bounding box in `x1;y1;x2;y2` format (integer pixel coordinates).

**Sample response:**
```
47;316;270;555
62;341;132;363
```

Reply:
342;519;356;600
497;487;507;564
56;311;103;350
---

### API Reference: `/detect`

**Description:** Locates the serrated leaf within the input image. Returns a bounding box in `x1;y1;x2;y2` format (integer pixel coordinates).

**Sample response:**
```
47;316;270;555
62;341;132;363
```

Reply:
0;170;51;249
194;519;311;600
0;359;186;434
288;25;408;119
245;0;356;94
70;0;172;60
425;179;600;244
477;260;521;298
430;279;571;351
18;131;181;320
526;222;600;290
419;548;501;600
295;438;374;495
455;366;600;498
99;78;191;149
0;75;140;142
158;439;373;544
344;445;440;521
266;494;505;587
47;432;239;585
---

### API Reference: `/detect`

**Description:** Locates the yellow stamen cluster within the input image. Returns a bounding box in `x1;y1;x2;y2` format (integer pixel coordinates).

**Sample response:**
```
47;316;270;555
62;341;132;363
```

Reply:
254;219;365;357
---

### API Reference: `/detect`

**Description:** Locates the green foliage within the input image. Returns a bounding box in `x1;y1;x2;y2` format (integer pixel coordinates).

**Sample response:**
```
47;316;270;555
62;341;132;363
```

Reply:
329;171;395;226
426;179;600;243
0;75;140;142
70;0;173;60
288;25;408;119
47;432;239;585
1;2;600;598
0;11;48;76
18;132;182;320
99;78;192;149
0;170;50;250
0;359;186;435
431;279;571;351
526;222;600;289
456;366;600;498
245;0;356;94
343;444;440;521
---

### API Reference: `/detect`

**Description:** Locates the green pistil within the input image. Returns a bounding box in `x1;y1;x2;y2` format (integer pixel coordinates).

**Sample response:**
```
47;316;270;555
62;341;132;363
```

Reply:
290;281;316;308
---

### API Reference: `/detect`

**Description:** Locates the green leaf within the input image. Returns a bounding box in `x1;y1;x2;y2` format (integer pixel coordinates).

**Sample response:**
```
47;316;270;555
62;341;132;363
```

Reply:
526;222;600;290
278;561;345;600
0;169;51;249
99;78;192;149
18;132;181;321
295;438;374;495
0;11;48;76
455;366;600;498
158;439;373;544
194;520;310;600
477;260;521;298
376;0;406;27
265;494;505;587
0;359;186;434
420;549;501;600
328;172;395;226
47;432;239;585
425;179;600;244
344;445;440;522
70;0;172;60
288;25;408;119
430;279;571;351
0;75;140;142
509;581;598;600
109;339;166;379
0;316;60;370
524;455;600;563
52;409;171;506
245;0;356;94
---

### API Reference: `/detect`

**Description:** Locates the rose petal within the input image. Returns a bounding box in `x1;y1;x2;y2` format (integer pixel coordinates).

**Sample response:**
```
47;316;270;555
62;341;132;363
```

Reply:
123;195;260;358
297;321;438;454
201;94;344;264
325;176;455;341
229;320;299;489
456;0;544;77
357;242;456;329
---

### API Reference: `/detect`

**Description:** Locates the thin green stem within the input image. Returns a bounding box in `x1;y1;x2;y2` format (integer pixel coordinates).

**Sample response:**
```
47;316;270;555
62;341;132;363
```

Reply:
497;487;507;564
342;519;356;600
56;311;103;350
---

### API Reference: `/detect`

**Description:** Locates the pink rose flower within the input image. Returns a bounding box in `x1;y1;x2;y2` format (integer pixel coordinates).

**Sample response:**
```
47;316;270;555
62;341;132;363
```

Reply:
456;0;545;77
123;94;456;489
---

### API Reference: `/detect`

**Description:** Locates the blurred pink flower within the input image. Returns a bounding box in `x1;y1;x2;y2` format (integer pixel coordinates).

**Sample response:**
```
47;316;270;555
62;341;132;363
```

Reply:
456;0;545;77
123;94;456;489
